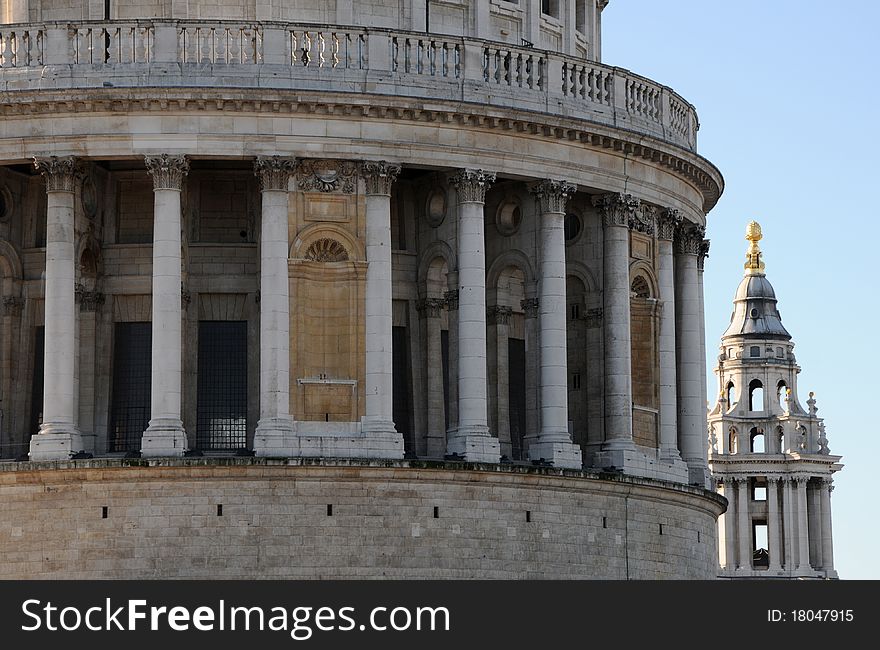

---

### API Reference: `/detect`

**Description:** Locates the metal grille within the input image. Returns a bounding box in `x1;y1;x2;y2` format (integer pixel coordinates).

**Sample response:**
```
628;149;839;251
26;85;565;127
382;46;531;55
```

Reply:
392;325;413;454
197;321;248;450
109;322;152;453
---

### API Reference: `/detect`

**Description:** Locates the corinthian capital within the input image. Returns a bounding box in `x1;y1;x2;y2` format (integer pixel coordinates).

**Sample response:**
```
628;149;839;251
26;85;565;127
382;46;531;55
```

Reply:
657;208;682;241
530;179;576;214
33;156;84;193
698;238;711;271
591;192;640;228
360;161;402;196
449;169;496;204
144;154;190;191
674;222;706;256
254;156;296;192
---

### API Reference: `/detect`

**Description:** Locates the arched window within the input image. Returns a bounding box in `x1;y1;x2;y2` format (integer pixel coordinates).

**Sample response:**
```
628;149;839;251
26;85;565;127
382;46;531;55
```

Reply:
631;276;651;299
728;427;738;454
748;379;763;412
777;381;788;412
750;346;760;357
725;381;735;408
750;427;765;453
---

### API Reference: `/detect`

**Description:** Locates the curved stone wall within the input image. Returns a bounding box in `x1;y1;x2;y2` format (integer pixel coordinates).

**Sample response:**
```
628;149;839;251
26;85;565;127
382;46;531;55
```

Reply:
0;458;725;579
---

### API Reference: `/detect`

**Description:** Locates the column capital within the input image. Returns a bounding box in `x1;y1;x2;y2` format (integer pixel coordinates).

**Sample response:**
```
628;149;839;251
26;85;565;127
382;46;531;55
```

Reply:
530;179;576;214
698;238;711;271
416;297;445;318
2;295;24;316
520;297;539;319
449;168;496;204
630;203;656;235
360;160;402;196
144;154;190;191
591;192;640;228
443;289;459;311
254;156;296;192
674;222;706;256
793;474;810;486
720;475;735;487
657;208;683;241
766;474;781;485
488;305;513;325
75;284;105;312
33;156;84;193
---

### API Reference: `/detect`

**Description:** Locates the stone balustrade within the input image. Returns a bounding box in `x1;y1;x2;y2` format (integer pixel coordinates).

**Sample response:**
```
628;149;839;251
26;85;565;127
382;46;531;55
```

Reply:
0;20;698;151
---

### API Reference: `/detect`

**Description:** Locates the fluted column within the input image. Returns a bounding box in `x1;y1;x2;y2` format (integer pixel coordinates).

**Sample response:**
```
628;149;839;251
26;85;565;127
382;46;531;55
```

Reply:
795;475;812;572
141;154;189;457
657;209;684;468
782;477;795;571
736;477;751;571
591;193;637;468
767;475;782;572
446;169;500;463
820;478;836;576
253;156;297;456
721;477;737;572
527;179;582;468
29;156;83;461
675;222;709;486
359;161;405;458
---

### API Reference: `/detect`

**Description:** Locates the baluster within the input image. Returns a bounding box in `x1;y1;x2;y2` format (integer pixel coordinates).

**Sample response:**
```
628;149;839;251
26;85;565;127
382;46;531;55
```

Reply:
429;40;435;76
441;42;448;77
454;44;460;78
391;36;398;72
303;31;312;66
358;33;365;69
482;47;489;82
1;33;11;68
106;27;119;63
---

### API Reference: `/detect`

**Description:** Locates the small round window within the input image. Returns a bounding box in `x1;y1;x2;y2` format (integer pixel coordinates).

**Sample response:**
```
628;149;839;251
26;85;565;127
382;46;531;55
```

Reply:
564;213;581;243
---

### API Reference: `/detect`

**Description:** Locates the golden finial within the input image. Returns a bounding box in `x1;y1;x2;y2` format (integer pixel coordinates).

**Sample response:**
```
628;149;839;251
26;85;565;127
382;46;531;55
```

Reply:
744;220;765;275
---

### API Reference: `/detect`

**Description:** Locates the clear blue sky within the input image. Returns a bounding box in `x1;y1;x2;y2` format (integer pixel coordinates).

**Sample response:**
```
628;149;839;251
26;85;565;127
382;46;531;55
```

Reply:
603;0;879;579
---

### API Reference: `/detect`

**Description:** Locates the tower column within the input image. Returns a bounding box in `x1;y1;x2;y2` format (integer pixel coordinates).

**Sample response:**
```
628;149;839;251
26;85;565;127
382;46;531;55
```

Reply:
527;180;582;468
657;209;684;468
29;156;83;461
446;169;500;463
419;298;446;457
253;156;297;456
591;193;637;468
795;475;812;572
782;477;795;571
675;222;709;486
141;154;189;457
359;161;405;458
720;477;737;573
767;475;782;572
736;477;751;571
820;478;836;576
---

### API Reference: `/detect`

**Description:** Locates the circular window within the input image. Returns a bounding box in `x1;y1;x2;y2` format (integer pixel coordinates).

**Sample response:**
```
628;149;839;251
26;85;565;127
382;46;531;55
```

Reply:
0;185;12;223
564;213;582;243
425;188;446;228
495;199;522;236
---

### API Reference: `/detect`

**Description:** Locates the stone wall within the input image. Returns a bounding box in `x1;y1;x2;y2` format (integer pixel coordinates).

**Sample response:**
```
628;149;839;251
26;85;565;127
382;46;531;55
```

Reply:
0;458;725;579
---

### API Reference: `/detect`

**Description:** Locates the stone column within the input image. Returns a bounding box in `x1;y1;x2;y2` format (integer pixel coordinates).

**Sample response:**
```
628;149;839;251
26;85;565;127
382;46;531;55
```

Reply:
489;305;512;459
591;193;637;471
657;209;684;468
736;477;751;571
820;478;836;575
141;154;189;457
253;156;297;456
418;298;446;457
767;475;782;572
721;477;737;572
29;156;84;461
359;161;405;458
527;180;581;468
675;222;709;486
795;475;812;572
782;477;795;571
76;285;104;455
446;169;500;463
521;295;540;460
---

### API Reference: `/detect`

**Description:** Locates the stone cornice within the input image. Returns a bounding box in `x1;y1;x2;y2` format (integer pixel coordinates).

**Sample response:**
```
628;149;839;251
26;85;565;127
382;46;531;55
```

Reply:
449;169;496;204
254;155;296;192
144;154;189;191
33;155;84;192
530;179;576;215
360;160;402;196
0;88;722;213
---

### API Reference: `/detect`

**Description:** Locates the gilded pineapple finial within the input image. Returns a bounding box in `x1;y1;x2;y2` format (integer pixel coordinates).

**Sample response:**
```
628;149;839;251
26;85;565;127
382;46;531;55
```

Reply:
744;220;765;275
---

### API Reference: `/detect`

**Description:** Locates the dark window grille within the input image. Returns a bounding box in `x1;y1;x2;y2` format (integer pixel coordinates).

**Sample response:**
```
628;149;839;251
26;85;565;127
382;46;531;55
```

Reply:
508;338;527;461
108;322;152;452
197;321;248;450
441;330;450;433
28;327;45;441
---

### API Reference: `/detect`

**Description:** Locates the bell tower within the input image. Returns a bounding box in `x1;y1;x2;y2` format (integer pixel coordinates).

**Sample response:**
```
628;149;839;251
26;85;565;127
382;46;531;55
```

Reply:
708;222;842;579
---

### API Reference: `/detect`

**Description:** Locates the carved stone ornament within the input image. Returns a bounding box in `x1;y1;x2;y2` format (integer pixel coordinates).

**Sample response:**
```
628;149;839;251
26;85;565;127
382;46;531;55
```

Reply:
488;305;513;325
697;238;711;271
33;156;85;193
2;296;23;316
584;307;604;328
657;208;682;241
630;203;656;235
75;284;105;313
360;161;402;196
305;238;349;262
416;297;445;318
449;169;497;204
591;192;640;228
296;159;358;194
254;156;296;192
520;297;539;318
530;179;576;214
144;154;189;191
443;290;459;311
674;222;706;256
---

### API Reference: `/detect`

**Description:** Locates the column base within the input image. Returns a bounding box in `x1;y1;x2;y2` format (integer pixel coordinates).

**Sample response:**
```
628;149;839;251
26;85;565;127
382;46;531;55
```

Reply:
29;424;84;461
591;444;690;483
358;417;406;459
527;439;583;469
141;418;188;457
253;417;297;457
686;461;711;488
446;425;501;464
